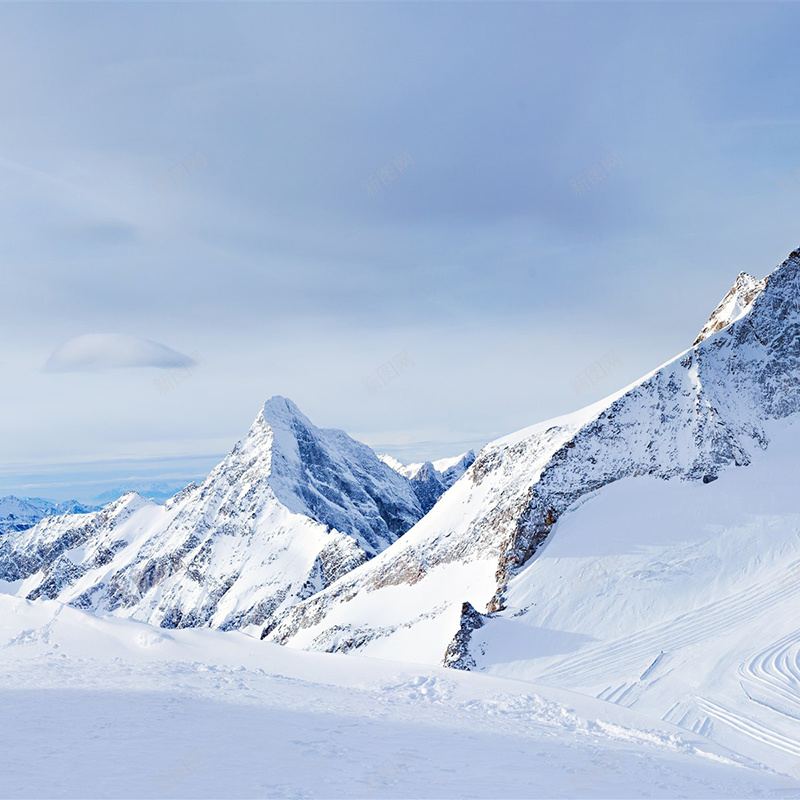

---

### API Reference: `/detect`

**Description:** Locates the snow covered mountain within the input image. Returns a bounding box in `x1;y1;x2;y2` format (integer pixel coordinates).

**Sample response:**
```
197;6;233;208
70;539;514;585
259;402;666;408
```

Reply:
0;397;424;634
265;247;800;705
378;451;476;485
5;247;800;784
378;450;476;512
0;496;96;535
433;451;477;486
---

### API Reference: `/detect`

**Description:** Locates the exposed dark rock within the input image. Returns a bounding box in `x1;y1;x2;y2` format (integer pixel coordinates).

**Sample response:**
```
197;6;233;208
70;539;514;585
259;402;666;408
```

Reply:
443;602;487;670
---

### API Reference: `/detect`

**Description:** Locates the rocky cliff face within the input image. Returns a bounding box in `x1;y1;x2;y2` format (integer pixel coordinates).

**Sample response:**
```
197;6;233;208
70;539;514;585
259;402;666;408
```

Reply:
264;249;800;664
0;397;424;634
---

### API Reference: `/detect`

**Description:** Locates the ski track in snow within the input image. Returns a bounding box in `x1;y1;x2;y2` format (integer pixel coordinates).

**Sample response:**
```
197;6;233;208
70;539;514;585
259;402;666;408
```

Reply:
529;556;800;773
489;461;800;778
695;697;800;759
740;629;800;721
536;557;800;689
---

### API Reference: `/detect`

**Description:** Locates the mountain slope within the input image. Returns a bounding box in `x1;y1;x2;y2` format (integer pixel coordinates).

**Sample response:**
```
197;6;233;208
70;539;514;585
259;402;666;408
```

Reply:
0;397;424;634
466;418;800;776
265;248;800;679
693;270;766;345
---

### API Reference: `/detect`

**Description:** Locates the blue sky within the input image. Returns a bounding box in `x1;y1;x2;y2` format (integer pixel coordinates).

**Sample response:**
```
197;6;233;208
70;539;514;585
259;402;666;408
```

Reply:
2;2;800;501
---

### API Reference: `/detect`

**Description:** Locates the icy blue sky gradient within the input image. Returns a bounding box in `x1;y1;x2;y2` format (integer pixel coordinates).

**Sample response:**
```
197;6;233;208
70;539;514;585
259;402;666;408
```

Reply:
3;2;800;500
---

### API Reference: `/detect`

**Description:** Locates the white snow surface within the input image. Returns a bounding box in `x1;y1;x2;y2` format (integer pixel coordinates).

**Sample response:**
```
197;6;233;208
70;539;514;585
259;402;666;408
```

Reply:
471;416;800;778
0;595;796;799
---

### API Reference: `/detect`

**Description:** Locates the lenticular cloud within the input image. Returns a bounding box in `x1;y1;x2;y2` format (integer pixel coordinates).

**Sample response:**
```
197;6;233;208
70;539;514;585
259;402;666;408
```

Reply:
44;333;196;373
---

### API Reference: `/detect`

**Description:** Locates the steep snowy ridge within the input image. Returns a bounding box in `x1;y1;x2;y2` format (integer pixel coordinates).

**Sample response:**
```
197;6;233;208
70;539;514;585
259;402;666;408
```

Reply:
265;248;800;671
0;397;424;634
435;450;477;487
379;450;475;486
376;453;407;474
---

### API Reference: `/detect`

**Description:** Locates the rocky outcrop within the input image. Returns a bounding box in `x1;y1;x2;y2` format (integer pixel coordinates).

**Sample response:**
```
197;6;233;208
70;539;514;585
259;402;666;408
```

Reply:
407;462;446;513
443;602;488;670
694;271;766;345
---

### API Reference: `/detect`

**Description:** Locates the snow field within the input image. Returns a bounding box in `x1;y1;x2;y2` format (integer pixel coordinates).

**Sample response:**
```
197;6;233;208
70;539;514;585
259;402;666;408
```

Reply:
1;596;795;799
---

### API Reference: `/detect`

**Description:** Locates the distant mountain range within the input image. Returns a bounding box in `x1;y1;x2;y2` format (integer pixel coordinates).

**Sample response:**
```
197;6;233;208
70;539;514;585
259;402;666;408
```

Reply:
0;496;97;536
91;482;191;504
378;450;475;512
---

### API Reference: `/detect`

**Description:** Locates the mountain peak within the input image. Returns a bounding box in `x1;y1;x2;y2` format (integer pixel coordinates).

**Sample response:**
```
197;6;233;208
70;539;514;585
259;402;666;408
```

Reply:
262;394;300;411
0;396;426;633
260;395;308;422
694;269;767;345
227;396;425;554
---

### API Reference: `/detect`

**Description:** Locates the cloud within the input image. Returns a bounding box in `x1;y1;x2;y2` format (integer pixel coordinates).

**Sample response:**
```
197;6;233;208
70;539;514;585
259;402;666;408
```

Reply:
43;334;196;373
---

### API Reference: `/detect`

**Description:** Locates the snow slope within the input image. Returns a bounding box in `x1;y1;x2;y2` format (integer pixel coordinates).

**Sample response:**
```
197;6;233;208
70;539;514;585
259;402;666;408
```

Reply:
465;415;800;776
0;595;794;799
0;397;424;635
